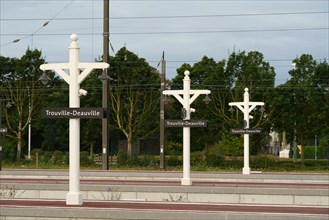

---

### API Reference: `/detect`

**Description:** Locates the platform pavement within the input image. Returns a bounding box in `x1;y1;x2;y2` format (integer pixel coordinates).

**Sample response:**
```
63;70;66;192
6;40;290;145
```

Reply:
1;170;328;205
1;199;328;220
1;170;328;220
1;169;328;183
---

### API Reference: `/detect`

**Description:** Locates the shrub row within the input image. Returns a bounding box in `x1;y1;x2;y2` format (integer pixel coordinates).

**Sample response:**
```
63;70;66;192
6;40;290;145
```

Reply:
3;149;328;172
5;149;94;168
116;151;159;168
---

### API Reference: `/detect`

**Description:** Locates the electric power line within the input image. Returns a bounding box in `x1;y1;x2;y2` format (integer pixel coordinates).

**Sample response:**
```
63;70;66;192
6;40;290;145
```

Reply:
1;27;327;38
1;11;327;21
0;0;75;47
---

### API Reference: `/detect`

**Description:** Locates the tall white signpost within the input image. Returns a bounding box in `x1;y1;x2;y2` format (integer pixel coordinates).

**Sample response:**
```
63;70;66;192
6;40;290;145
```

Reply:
163;70;210;185
40;34;109;205
229;88;264;175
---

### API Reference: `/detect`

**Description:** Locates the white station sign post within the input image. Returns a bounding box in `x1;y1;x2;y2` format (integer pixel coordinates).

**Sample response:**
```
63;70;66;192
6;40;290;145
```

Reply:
229;88;264;175
40;34;109;205
163;70;210;185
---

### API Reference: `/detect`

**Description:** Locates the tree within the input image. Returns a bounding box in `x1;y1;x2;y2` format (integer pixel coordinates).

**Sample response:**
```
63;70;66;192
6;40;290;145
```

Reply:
271;54;329;164
170;51;275;154
79;69;103;158
0;49;46;163
39;79;69;152
109;47;160;156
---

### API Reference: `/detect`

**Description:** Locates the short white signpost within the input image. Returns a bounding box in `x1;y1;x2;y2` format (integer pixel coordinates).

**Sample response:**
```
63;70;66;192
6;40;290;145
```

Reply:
40;34;109;205
163;70;210;185
229;88;264;175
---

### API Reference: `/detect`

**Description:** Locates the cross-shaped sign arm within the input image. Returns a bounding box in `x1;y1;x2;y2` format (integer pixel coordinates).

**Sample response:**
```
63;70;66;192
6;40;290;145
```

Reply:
229;102;244;113
40;63;70;84
78;63;109;84
189;90;210;104
163;90;184;105
248;102;264;113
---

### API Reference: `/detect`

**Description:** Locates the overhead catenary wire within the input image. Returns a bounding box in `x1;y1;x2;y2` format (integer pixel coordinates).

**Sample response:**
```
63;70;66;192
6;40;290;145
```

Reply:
0;0;327;88
0;0;327;2
1;11;327;21
0;0;76;47
1;27;327;38
1;7;328;47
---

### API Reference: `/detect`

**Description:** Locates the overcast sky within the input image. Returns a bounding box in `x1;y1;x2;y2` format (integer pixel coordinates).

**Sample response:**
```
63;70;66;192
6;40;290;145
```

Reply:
0;0;328;85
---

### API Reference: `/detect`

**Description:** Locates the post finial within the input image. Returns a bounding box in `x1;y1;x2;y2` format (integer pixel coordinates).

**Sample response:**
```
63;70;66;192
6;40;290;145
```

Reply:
71;34;78;42
244;88;249;92
184;70;190;76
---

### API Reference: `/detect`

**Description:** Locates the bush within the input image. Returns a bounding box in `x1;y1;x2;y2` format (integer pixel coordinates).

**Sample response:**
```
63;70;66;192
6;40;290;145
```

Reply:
139;154;159;167
80;151;94;166
116;152;141;167
2;138;17;163
52;150;64;165
116;151;129;166
191;151;205;166
63;152;69;165
251;155;274;170
319;136;329;159
138;155;150;167
166;155;182;167
205;154;225;167
127;154;140;166
42;151;53;164
208;135;243;157
223;158;243;170
165;141;183;155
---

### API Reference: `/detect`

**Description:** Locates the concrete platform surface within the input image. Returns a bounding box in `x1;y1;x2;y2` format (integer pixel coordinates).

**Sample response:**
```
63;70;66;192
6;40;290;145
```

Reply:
1;199;328;220
1;170;328;219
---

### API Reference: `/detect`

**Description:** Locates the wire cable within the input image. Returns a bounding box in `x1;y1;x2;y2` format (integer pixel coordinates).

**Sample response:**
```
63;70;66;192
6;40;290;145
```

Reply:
0;0;75;48
1;11;327;21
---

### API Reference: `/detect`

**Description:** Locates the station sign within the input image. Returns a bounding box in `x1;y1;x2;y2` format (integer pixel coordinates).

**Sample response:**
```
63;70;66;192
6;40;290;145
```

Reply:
43;108;104;119
165;120;208;128
230;128;262;134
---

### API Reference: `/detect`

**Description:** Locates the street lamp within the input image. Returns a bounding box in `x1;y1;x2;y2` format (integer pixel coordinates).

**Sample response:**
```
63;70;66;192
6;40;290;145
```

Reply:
229;88;264;175
38;71;51;85
163;70;211;185
39;34;109;205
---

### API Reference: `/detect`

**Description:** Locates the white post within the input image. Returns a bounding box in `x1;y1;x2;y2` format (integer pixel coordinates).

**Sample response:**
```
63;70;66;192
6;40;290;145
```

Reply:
243;88;250;175
40;34;109;205
163;70;210;185
67;34;81;205
229;88;264;175
182;72;191;185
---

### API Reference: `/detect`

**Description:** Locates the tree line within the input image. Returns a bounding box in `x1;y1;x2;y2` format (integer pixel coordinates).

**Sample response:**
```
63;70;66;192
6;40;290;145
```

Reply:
0;48;328;165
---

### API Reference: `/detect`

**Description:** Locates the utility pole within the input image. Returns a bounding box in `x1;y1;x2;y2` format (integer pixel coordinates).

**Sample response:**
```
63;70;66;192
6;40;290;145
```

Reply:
160;52;166;169
101;0;110;170
27;87;31;160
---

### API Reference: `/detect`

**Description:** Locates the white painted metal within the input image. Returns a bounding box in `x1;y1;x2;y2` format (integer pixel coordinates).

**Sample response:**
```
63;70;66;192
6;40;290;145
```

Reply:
163;70;210;185
229;88;264;175
40;34;109;205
